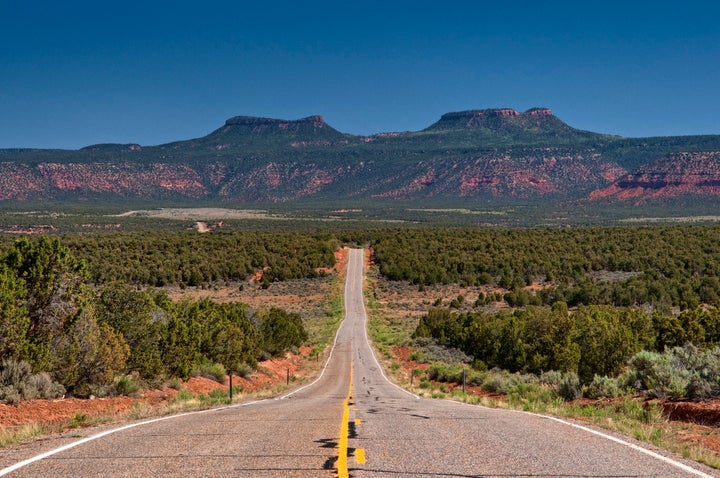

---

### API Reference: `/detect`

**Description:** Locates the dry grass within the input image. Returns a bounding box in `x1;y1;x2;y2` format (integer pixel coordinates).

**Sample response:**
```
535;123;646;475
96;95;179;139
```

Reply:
365;265;720;471
0;424;46;449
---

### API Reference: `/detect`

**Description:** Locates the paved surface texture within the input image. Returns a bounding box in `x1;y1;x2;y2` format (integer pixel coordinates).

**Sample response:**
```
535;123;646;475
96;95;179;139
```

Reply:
0;248;717;477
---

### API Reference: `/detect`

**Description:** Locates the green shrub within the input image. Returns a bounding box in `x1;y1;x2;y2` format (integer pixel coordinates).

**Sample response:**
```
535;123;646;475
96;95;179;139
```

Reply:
171;388;193;402
0;360;65;403
194;362;227;384
625;350;662;390
426;362;463;383
208;388;231;404
0;386;22;405
465;370;483;386
648;360;690;400
114;374;141;397
676;345;720;399
425;362;482;386
235;363;254;379
539;370;564;387
480;370;537;395
624;346;719;400
0;360;32;390
481;375;506;394
556;372;582;401
28;372;65;400
70;413;89;428
412;337;472;364
586;375;621;399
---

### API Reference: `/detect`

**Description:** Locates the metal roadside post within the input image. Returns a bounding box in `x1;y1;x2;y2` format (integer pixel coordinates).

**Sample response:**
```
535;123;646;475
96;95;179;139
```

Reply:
229;372;233;401
462;367;466;395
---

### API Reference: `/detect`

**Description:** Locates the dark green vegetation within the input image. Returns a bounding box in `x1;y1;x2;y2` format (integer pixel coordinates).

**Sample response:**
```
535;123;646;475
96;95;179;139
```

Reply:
372;226;720;309
2;108;720;216
60;230;338;286
4;224;720;404
4;109;715;171
414;306;720;398
0;236;316;401
369;225;720;401
4;202;720;234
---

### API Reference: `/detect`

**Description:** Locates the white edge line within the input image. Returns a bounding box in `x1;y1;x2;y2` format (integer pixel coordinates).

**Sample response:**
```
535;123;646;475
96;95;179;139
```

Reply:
4;248;711;477
355;238;714;476
450;399;715;478
276;303;345;400
363;315;419;400
278;247;353;400
354;249;420;400
0;248;360;474
541;414;716;478
356;245;712;475
0;400;262;476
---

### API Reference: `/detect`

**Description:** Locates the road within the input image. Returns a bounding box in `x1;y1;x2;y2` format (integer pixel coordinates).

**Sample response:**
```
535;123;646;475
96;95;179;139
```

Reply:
0;248;716;477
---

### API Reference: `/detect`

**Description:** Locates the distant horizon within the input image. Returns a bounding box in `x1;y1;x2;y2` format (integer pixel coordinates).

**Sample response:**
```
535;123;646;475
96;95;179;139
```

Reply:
11;105;719;151
2;1;718;149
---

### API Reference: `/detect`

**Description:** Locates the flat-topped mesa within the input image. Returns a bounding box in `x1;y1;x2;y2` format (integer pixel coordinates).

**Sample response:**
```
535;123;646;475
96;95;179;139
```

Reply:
439;108;552;121
208;114;345;144
488;108;520;117
224;115;326;128
425;107;564;135
525;107;553;116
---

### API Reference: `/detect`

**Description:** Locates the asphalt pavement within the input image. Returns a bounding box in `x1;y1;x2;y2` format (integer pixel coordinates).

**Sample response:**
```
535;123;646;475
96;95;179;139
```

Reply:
0;248;716;477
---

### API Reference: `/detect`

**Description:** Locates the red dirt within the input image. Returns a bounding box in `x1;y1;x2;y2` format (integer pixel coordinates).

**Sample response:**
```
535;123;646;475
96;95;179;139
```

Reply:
393;346;429;372
0;249;346;432
316;247;349;276
388;345;720;455
0;397;136;427
663;401;720;427
0;346;316;430
251;247;349;282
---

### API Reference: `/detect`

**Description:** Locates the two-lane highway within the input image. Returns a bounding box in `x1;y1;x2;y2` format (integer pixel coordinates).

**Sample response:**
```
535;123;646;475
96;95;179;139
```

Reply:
0;248;716;477
343;250;716;477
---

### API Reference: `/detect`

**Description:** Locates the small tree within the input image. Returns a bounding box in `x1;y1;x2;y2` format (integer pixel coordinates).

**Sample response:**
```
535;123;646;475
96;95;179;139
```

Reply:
260;308;308;357
0;266;30;361
162;311;198;379
3;237;88;372
51;309;129;397
96;284;166;380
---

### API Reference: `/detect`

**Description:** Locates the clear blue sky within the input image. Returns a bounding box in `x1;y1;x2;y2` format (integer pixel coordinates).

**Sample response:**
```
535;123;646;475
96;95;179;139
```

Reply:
1;0;719;149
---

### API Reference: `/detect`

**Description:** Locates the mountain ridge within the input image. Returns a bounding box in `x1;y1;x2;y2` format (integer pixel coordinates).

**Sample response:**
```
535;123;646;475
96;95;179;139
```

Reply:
1;108;720;208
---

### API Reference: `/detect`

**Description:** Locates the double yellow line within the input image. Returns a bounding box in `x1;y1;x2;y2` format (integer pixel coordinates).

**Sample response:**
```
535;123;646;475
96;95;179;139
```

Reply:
338;362;365;478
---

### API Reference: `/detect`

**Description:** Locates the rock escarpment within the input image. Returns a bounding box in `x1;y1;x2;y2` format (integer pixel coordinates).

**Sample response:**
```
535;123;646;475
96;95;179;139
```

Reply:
0;109;719;205
590;152;720;203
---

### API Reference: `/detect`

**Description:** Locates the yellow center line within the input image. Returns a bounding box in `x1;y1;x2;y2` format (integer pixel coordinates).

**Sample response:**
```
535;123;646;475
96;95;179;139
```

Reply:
337;361;353;478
